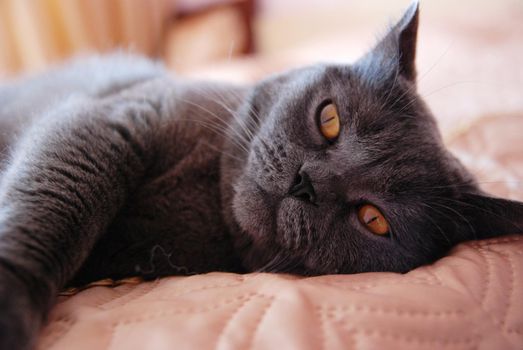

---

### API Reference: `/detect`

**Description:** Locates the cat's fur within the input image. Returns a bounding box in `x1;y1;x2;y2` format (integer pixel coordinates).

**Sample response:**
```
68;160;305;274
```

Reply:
0;2;522;349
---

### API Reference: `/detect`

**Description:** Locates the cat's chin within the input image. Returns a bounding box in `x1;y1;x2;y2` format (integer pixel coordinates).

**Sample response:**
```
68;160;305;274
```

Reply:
229;175;295;271
230;176;332;274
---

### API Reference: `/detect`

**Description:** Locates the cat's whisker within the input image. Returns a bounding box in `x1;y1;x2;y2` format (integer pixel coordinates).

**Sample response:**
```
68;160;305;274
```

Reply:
388;42;454;112
263;252;297;273
207;94;259;144
404;179;523;192
417;203;452;245
178;96;248;144
430;195;523;232
379;66;400;112
198;139;244;163
175;115;243;151
176;117;249;155
194;85;239;115
221;106;256;146
195;84;260;140
388;79;416;111
398;80;482;115
238;87;265;128
272;254;301;274
227;92;262;133
472;180;522;186
282;257;303;275
177;98;251;154
418;80;482;100
194;85;256;133
429;201;477;239
395;96;417;116
417;41;455;85
255;253;282;273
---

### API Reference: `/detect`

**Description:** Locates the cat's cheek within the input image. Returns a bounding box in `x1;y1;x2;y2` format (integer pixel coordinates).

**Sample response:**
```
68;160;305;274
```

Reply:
231;178;275;243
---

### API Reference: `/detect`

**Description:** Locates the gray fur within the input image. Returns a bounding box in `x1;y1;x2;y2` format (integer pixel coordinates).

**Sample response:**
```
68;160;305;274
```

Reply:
0;3;522;350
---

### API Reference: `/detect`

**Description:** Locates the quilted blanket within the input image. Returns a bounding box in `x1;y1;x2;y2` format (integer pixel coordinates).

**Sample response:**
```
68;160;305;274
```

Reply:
38;236;522;350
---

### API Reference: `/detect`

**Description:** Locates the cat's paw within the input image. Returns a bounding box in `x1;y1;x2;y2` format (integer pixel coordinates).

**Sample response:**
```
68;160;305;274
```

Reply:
0;267;44;350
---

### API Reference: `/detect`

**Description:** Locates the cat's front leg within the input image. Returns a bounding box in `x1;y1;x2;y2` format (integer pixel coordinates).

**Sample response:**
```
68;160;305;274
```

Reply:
0;261;48;350
0;96;161;350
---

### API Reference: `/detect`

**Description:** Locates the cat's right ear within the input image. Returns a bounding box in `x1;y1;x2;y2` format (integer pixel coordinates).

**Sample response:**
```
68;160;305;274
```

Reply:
356;1;420;83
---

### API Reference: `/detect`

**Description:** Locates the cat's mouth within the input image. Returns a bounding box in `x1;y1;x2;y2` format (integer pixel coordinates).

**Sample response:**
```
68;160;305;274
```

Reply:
233;176;312;245
275;197;315;250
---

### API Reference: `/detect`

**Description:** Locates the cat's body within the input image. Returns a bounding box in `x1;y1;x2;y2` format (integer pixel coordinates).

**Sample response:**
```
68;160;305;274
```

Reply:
0;56;245;285
1;3;522;350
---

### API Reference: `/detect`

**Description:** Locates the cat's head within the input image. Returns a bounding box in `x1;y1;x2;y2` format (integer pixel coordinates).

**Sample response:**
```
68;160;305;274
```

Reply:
220;2;523;274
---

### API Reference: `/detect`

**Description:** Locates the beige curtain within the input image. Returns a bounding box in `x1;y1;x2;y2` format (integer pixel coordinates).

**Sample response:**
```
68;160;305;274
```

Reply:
0;0;170;77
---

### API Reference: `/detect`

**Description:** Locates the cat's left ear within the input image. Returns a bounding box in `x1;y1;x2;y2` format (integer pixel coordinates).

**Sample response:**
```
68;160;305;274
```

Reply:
358;1;419;82
457;193;523;240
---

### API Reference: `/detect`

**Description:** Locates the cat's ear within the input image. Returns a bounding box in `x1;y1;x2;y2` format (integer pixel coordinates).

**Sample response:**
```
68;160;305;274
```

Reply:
458;193;523;240
357;1;420;83
393;0;419;81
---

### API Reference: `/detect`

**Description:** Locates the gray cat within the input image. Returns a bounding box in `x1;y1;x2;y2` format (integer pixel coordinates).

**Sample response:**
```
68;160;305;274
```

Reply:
0;2;522;349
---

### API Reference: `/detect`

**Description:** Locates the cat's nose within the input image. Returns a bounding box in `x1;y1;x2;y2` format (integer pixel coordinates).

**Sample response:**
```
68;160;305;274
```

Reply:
289;170;317;204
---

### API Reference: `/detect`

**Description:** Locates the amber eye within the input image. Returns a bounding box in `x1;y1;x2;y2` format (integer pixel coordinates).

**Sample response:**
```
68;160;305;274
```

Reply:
357;204;390;236
318;103;340;141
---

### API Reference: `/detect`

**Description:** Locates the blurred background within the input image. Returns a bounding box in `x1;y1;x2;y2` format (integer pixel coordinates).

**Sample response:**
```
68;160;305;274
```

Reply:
0;0;522;133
